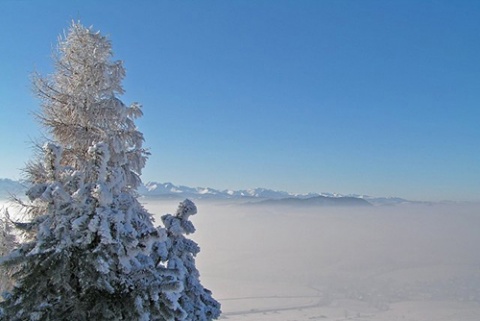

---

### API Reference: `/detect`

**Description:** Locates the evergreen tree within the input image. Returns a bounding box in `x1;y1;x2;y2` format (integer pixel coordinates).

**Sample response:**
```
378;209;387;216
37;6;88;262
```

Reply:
0;212;16;295
29;21;146;196
162;200;221;320
0;22;219;320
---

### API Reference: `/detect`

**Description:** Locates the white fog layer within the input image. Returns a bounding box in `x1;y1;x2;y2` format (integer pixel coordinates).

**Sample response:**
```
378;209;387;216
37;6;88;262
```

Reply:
143;200;480;320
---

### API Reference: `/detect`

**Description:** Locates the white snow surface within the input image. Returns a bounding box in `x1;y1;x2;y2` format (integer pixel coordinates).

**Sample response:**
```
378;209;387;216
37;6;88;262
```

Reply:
144;200;480;321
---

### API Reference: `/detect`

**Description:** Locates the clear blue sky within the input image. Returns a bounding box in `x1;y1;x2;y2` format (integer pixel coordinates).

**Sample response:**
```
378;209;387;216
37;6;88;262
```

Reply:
1;0;479;201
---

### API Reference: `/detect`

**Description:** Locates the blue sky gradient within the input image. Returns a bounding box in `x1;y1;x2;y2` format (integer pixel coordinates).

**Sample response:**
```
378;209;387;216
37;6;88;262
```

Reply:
1;1;479;201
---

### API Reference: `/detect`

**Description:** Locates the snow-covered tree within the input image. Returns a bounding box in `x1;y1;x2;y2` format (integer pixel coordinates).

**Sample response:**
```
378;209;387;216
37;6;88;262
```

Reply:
0;211;17;295
1;142;185;320
162;200;221;320
29;21;146;195
0;21;219;320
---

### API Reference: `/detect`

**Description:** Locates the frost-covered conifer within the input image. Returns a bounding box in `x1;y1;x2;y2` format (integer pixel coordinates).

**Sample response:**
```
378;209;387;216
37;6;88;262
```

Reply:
0;21;219;320
162;201;221;320
30;21;146;193
1;143;184;320
0;212;16;295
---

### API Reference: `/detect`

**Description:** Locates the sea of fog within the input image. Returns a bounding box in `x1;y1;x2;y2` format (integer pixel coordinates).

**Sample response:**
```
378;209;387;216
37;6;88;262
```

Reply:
145;199;480;320
2;199;480;320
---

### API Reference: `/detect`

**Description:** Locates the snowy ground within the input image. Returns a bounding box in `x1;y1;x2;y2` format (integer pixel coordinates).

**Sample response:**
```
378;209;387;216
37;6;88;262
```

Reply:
145;200;480;321
2;198;480;320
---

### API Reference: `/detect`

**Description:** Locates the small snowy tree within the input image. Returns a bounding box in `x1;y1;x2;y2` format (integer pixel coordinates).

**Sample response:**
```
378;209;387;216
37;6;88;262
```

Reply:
162;200;221;320
0;212;17;295
0;22;219;320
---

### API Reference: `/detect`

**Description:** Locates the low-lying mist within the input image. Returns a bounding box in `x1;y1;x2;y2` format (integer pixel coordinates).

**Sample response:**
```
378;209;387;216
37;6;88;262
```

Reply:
2;198;479;318
144;199;480;314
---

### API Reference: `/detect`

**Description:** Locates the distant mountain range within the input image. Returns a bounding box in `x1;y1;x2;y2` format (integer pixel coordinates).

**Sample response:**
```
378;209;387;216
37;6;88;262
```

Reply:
0;178;418;206
248;195;371;207
138;182;418;206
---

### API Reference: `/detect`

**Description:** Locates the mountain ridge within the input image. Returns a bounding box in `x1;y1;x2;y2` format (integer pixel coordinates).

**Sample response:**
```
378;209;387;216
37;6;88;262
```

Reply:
0;178;418;206
138;181;421;205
